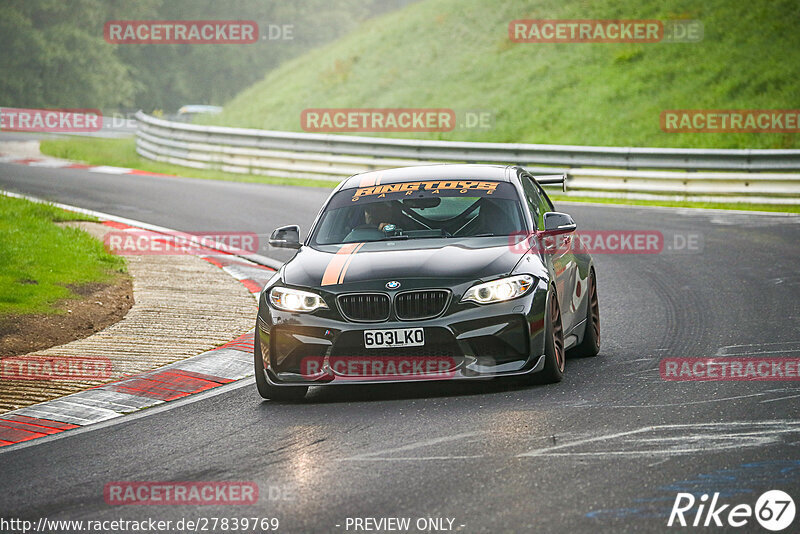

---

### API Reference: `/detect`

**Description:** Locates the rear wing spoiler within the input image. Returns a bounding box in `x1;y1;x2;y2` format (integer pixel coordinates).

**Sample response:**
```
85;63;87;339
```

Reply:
532;173;567;192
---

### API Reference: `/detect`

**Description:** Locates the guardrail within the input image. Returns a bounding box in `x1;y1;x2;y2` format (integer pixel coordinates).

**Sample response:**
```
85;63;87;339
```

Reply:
135;111;800;204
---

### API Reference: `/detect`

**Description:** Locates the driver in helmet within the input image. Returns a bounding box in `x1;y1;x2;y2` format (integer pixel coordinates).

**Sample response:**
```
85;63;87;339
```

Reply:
364;202;396;231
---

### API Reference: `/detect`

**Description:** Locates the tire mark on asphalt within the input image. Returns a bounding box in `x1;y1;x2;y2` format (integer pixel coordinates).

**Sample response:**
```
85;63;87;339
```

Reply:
518;421;800;458
339;431;486;461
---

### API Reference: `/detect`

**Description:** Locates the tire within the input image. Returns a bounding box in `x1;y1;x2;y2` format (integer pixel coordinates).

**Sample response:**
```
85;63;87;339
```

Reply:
525;286;565;384
570;270;600;358
254;328;308;401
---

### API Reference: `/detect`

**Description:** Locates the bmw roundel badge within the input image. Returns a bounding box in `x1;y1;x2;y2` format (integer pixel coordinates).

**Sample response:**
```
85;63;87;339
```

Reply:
386;280;401;289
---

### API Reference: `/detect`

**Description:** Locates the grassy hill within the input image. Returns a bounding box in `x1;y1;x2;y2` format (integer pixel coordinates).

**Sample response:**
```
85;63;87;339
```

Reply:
203;0;800;149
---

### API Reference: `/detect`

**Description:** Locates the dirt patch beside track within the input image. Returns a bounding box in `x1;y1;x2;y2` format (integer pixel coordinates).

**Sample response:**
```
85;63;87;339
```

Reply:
0;274;134;357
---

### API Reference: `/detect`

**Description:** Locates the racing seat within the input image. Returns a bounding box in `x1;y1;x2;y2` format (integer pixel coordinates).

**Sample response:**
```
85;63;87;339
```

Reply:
474;198;518;235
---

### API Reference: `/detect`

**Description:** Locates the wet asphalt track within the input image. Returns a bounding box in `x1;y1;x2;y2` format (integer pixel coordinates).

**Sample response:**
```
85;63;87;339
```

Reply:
1;160;799;533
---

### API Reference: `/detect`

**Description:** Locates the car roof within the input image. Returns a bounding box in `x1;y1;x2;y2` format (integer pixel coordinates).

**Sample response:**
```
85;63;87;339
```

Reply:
338;164;514;190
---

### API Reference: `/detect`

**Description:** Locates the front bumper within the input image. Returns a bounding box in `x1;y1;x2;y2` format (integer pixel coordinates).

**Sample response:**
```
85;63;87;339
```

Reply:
256;281;549;386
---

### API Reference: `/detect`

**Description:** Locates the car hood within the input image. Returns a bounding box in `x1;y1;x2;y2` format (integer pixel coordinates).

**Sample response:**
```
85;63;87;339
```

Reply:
283;238;523;288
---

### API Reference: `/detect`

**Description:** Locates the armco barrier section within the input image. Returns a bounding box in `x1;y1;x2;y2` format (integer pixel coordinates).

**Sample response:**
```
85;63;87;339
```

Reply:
135;112;800;204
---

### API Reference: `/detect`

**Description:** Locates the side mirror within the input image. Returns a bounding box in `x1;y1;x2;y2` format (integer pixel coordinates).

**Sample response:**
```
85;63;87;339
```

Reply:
269;225;301;249
541;212;577;236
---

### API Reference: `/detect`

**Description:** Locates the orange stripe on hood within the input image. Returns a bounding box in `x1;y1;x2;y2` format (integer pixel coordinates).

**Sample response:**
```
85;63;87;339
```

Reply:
321;242;364;286
338;243;365;284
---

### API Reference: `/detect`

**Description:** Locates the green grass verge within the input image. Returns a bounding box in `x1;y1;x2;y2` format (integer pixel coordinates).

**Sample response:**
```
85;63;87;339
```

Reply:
0;195;126;316
39;137;340;189
39;136;799;213
203;0;800;150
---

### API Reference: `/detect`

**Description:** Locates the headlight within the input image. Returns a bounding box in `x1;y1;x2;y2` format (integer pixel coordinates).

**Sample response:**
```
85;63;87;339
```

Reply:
269;287;328;312
461;275;534;305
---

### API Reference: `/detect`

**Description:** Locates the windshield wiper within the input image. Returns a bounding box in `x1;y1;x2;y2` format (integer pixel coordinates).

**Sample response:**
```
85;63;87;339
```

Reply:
384;233;452;241
472;233;495;237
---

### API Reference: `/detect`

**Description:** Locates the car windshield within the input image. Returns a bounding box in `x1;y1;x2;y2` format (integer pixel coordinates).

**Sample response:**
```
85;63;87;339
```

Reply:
311;179;526;245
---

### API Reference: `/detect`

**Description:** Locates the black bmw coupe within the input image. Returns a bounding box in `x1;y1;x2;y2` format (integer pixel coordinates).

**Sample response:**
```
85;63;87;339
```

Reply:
255;164;600;400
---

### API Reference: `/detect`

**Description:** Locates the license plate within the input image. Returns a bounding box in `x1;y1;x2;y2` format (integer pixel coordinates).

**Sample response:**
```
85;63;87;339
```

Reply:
364;328;424;348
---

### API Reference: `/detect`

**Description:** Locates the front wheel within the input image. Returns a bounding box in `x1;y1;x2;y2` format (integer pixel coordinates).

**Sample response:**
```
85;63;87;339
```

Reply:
254;329;308;401
570;270;600;358
525;286;565;384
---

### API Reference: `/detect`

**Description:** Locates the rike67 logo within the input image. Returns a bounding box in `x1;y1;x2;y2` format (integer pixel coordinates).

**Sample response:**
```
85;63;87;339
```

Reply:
668;490;795;531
